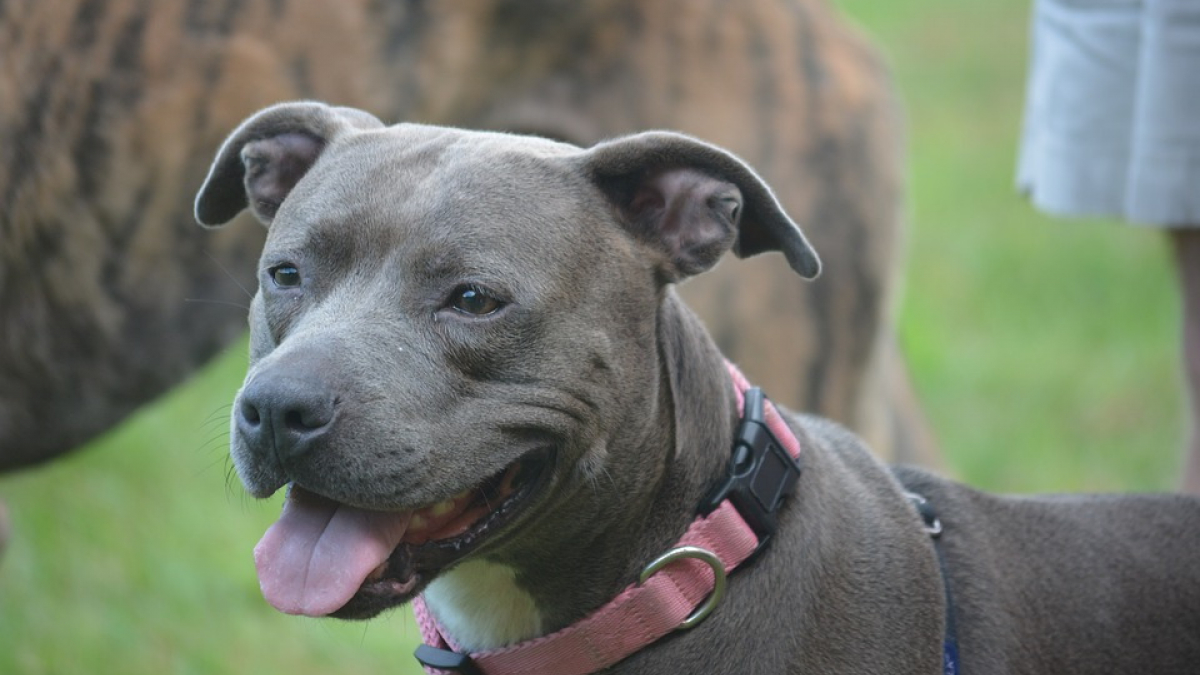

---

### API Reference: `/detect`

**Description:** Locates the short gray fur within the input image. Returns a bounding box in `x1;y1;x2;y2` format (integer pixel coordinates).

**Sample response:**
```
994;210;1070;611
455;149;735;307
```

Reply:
197;101;1200;674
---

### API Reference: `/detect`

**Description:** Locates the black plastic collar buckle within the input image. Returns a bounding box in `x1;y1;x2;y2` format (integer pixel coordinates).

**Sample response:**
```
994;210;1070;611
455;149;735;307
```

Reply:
414;644;482;675
698;387;802;561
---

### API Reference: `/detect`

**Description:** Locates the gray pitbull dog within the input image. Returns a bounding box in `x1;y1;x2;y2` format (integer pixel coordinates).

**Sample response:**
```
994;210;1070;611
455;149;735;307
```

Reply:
197;102;1200;674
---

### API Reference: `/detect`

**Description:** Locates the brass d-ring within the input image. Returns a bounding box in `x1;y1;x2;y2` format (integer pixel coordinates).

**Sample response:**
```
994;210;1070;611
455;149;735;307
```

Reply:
637;546;727;630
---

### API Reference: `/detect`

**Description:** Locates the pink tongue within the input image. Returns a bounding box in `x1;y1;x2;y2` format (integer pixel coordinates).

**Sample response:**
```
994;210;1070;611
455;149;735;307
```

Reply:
253;489;413;616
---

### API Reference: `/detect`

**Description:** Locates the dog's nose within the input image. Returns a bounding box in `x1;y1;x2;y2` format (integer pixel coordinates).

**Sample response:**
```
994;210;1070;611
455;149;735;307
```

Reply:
236;375;336;463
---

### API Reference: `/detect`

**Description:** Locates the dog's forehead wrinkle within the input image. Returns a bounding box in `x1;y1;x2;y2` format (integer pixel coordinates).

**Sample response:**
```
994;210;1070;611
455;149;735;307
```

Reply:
280;128;604;288
268;183;400;250
399;194;611;304
339;123;577;188
407;124;581;160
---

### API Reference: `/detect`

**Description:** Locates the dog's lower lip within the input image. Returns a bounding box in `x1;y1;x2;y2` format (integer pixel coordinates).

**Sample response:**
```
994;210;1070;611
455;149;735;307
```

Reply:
335;448;553;617
411;449;549;556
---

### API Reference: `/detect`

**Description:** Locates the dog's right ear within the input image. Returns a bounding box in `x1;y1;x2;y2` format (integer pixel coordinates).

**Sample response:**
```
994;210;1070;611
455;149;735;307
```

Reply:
194;101;384;228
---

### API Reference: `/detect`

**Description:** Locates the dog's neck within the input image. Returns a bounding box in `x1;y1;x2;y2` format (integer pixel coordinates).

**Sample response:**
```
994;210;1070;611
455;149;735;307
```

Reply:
423;289;738;652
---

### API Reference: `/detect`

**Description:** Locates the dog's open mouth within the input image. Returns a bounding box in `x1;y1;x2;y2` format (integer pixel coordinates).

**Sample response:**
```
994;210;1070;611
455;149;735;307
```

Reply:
252;449;552;619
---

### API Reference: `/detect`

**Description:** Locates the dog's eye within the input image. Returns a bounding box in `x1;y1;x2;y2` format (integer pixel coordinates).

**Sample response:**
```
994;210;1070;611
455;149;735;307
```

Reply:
269;264;301;288
448;285;504;316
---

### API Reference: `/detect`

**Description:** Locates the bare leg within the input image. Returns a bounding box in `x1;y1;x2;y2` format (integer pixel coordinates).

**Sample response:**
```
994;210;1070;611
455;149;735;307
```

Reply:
1172;229;1200;494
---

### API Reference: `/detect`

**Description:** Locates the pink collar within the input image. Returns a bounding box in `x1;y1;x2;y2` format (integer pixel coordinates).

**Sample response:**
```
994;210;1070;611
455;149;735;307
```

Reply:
412;363;802;675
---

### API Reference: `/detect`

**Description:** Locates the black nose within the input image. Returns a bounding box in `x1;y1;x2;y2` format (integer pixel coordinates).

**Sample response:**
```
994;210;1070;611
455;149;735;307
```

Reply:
236;374;336;463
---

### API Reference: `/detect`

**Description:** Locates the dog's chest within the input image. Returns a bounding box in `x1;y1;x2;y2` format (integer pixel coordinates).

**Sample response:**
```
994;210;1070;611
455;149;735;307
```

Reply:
423;559;544;652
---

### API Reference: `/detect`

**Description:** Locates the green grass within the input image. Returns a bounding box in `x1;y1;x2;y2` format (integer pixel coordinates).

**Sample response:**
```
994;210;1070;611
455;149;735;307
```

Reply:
838;0;1182;493
0;342;427;674
0;0;1185;672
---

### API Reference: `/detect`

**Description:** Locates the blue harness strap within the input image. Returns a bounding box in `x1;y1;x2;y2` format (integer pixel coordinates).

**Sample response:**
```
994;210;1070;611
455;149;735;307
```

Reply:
904;491;961;675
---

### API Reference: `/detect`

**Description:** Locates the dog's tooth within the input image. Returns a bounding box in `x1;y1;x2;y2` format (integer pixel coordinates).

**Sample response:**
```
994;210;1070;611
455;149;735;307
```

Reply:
410;513;428;531
431;499;456;517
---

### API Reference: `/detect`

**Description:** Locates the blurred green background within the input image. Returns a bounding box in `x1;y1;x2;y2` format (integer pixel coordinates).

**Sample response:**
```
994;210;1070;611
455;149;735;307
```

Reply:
0;0;1183;673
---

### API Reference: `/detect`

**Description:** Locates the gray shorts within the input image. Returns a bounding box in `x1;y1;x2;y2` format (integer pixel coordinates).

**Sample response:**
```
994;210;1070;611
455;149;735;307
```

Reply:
1016;0;1200;227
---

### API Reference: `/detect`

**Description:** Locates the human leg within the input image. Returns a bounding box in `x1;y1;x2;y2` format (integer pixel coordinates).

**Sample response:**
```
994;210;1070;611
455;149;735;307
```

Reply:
1171;229;1200;493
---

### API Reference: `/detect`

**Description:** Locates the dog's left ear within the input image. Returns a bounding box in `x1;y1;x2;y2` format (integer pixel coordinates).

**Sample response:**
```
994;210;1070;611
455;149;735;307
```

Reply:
578;131;820;281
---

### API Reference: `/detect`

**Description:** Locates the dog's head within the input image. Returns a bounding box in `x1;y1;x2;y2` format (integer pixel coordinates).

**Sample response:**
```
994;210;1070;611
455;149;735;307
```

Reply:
196;101;818;620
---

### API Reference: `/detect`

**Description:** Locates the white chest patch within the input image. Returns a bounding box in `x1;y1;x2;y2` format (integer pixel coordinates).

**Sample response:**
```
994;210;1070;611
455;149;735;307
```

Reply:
423;559;544;652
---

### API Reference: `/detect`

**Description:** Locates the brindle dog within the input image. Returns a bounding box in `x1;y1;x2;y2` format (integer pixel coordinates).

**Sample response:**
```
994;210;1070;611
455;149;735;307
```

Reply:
0;0;929;478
